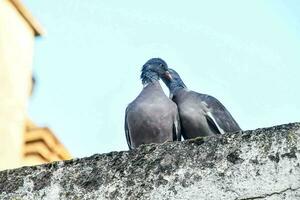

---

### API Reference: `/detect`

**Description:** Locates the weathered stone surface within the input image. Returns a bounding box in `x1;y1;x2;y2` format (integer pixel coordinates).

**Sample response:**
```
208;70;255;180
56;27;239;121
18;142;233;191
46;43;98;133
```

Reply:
1;123;300;200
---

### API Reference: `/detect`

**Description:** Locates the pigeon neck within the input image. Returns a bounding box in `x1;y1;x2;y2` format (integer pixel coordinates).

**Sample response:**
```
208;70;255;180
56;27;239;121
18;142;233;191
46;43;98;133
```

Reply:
167;79;187;94
141;70;160;86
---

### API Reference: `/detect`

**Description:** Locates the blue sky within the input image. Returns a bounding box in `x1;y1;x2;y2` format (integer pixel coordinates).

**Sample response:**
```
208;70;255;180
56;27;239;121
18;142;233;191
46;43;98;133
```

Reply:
24;1;300;158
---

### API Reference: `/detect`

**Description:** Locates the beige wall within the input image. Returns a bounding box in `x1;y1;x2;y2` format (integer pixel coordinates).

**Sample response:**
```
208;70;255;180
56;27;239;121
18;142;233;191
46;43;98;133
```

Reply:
0;0;35;170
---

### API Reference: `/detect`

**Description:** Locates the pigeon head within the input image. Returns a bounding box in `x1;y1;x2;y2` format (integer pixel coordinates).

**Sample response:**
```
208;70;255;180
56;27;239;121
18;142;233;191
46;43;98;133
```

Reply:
140;58;171;85
161;68;187;93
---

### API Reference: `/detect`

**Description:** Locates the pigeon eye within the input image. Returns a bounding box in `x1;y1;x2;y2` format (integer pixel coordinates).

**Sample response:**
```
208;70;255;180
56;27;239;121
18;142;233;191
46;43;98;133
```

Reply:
159;63;167;70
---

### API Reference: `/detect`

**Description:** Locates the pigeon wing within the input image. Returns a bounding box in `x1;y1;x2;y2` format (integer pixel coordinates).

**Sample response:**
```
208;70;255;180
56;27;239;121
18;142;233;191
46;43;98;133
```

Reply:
200;94;241;132
173;112;181;141
124;107;133;150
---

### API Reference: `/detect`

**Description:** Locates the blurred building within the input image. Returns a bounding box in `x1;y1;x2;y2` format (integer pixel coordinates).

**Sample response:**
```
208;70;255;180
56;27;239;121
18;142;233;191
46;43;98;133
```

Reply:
0;0;71;170
23;119;71;166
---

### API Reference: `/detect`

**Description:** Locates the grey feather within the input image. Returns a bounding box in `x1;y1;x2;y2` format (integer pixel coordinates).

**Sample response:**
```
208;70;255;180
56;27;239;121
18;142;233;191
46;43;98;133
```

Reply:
161;68;241;139
125;59;181;149
199;94;240;133
124;107;133;150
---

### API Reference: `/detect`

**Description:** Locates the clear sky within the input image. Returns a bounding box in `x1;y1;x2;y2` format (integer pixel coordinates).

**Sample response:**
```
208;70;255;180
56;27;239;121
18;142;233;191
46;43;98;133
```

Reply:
23;0;300;158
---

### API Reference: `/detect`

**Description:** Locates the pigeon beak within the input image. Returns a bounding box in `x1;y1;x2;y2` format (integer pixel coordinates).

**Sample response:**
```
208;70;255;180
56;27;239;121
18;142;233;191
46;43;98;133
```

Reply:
164;71;172;80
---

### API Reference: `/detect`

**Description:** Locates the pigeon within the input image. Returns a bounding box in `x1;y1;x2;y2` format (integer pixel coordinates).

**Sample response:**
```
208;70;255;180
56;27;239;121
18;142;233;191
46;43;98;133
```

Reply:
161;68;241;139
125;58;181;150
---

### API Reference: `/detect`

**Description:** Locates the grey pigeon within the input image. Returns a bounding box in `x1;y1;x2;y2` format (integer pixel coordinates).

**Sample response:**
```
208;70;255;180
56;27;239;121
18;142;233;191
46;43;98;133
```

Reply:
161;68;241;139
125;58;181;150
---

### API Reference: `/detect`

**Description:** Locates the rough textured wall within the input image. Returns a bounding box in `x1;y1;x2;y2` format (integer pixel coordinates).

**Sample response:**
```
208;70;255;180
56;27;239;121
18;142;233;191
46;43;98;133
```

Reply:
0;0;34;170
0;123;300;200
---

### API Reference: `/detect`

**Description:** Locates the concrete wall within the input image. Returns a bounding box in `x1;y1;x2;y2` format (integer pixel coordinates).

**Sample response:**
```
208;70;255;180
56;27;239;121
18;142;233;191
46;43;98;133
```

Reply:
0;123;299;200
0;0;35;170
